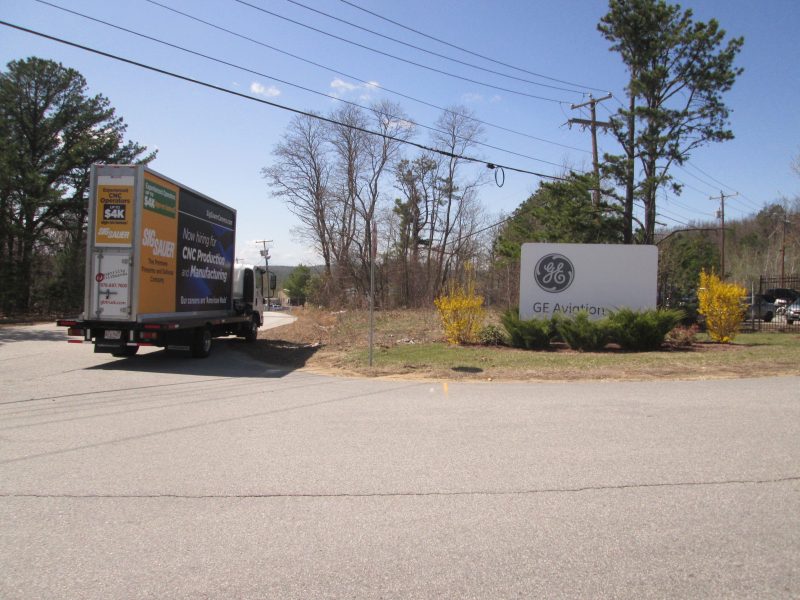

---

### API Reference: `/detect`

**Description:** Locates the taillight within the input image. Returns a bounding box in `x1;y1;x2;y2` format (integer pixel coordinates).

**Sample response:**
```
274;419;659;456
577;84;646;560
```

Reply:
67;328;85;337
140;331;159;340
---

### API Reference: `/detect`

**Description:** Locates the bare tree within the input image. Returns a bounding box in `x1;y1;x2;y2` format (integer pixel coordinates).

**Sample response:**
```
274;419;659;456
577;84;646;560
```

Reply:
326;102;413;301
263;114;333;276
429;106;486;294
357;100;414;287
326;104;368;296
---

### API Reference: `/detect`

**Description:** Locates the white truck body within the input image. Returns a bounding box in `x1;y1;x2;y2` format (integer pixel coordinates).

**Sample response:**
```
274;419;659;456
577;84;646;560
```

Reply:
58;164;266;357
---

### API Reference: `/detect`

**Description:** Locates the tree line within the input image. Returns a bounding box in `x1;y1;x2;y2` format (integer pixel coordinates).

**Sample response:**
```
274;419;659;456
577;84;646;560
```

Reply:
2;0;763;316
263;102;489;308
0;57;153;315
265;0;749;308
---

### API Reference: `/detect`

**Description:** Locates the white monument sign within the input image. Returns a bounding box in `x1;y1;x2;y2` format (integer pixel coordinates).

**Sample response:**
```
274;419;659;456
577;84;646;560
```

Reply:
519;243;658;320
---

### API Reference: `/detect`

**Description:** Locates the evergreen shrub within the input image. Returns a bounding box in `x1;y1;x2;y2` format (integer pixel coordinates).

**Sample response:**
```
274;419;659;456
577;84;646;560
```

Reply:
553;311;610;352
500;309;552;350
607;308;684;351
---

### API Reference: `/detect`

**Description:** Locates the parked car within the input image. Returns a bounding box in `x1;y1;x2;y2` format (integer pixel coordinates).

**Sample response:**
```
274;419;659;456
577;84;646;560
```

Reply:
747;295;776;322
786;299;800;325
762;288;800;314
763;288;800;303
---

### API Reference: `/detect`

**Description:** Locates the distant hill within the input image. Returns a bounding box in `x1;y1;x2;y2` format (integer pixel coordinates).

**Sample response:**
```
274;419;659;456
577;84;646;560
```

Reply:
267;265;325;290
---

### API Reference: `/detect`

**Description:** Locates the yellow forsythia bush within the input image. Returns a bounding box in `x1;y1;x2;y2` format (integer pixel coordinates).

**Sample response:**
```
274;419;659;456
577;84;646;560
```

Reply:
697;270;747;343
434;275;485;345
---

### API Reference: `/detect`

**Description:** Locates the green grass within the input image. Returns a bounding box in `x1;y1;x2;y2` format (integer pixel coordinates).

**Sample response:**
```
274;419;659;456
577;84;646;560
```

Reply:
262;308;800;381
340;331;800;381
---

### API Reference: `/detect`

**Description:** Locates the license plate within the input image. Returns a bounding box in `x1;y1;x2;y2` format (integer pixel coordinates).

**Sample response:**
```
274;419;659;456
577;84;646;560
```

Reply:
105;330;122;340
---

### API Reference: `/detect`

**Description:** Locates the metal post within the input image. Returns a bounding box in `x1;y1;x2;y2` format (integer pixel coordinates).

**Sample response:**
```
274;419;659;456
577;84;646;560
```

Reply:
256;239;272;310
368;222;376;367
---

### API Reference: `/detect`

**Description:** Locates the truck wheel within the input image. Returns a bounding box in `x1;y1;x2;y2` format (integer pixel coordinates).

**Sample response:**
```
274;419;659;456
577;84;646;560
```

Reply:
112;345;139;357
191;327;212;358
244;317;259;343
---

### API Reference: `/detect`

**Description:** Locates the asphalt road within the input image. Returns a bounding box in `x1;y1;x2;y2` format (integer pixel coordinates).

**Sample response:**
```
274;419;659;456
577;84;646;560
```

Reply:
1;323;798;598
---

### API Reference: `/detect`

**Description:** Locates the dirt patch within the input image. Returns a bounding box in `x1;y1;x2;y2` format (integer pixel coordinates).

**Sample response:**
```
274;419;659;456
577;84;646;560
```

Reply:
232;307;791;382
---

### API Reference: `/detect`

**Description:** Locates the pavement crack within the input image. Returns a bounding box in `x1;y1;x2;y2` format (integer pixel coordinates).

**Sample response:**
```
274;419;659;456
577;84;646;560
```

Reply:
1;476;798;500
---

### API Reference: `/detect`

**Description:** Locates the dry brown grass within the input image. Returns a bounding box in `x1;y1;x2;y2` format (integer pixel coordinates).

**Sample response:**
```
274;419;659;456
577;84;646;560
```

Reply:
242;307;800;381
260;307;443;348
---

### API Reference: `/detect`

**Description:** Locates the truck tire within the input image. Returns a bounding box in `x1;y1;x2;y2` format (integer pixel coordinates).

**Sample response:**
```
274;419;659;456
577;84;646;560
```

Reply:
191;327;212;358
244;316;259;343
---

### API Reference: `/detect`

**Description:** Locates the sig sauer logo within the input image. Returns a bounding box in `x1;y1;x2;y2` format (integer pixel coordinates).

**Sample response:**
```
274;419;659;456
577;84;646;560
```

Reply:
534;253;574;293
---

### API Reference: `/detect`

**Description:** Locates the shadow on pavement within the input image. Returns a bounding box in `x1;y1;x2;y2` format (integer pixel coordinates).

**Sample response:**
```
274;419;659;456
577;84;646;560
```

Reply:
0;324;66;346
86;337;321;379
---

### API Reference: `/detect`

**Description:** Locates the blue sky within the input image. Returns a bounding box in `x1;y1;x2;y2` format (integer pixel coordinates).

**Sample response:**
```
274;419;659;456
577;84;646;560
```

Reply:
2;0;799;265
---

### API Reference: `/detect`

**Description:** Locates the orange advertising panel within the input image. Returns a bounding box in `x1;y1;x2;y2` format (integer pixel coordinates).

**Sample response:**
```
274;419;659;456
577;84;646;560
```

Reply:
138;172;179;314
94;183;134;246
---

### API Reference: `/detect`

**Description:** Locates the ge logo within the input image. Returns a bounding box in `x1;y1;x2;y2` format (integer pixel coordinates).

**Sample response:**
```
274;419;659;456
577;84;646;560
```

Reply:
534;253;574;293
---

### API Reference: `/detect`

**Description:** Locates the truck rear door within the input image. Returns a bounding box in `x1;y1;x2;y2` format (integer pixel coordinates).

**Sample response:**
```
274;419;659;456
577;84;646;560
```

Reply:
90;250;133;320
88;166;137;321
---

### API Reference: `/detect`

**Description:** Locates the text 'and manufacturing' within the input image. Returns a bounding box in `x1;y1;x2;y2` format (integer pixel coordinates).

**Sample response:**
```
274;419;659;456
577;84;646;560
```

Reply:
186;265;228;282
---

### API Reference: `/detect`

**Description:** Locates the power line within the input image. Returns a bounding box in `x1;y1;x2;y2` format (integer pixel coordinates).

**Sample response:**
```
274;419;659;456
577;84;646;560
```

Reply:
593;104;763;210
282;0;585;95
0;20;569;183
233;0;571;104
682;162;738;194
683;162;762;209
656;212;691;227
675;165;720;193
673;176;714;197
663;195;715;218
336;0;611;95
32;0;568;169
143;0;590;155
674;166;758;213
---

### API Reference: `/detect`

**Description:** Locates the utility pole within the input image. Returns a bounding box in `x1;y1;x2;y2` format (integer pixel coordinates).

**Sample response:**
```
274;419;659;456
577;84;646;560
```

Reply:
780;213;789;286
709;192;737;278
569;93;612;207
255;239;272;310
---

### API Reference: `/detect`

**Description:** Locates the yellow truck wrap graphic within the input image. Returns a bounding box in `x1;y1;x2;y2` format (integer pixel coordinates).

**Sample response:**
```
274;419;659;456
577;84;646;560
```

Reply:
138;171;179;314
94;180;134;246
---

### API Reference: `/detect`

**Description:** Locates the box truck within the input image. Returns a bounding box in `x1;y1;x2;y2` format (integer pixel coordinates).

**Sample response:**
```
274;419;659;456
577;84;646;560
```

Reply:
57;164;267;358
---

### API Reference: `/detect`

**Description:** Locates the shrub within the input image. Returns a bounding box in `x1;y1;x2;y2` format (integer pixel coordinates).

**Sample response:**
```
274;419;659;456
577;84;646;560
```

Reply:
697;270;747;343
434;274;485;345
607;308;684;351
553;311;610;351
478;324;507;346
500;309;552;350
665;324;699;348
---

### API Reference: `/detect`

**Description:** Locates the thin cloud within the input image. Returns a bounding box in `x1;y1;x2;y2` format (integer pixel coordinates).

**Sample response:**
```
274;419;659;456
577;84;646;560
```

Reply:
331;78;381;100
461;92;503;104
250;82;281;98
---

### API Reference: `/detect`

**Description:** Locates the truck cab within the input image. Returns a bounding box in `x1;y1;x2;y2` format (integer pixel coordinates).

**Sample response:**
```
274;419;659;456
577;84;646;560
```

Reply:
233;264;267;330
